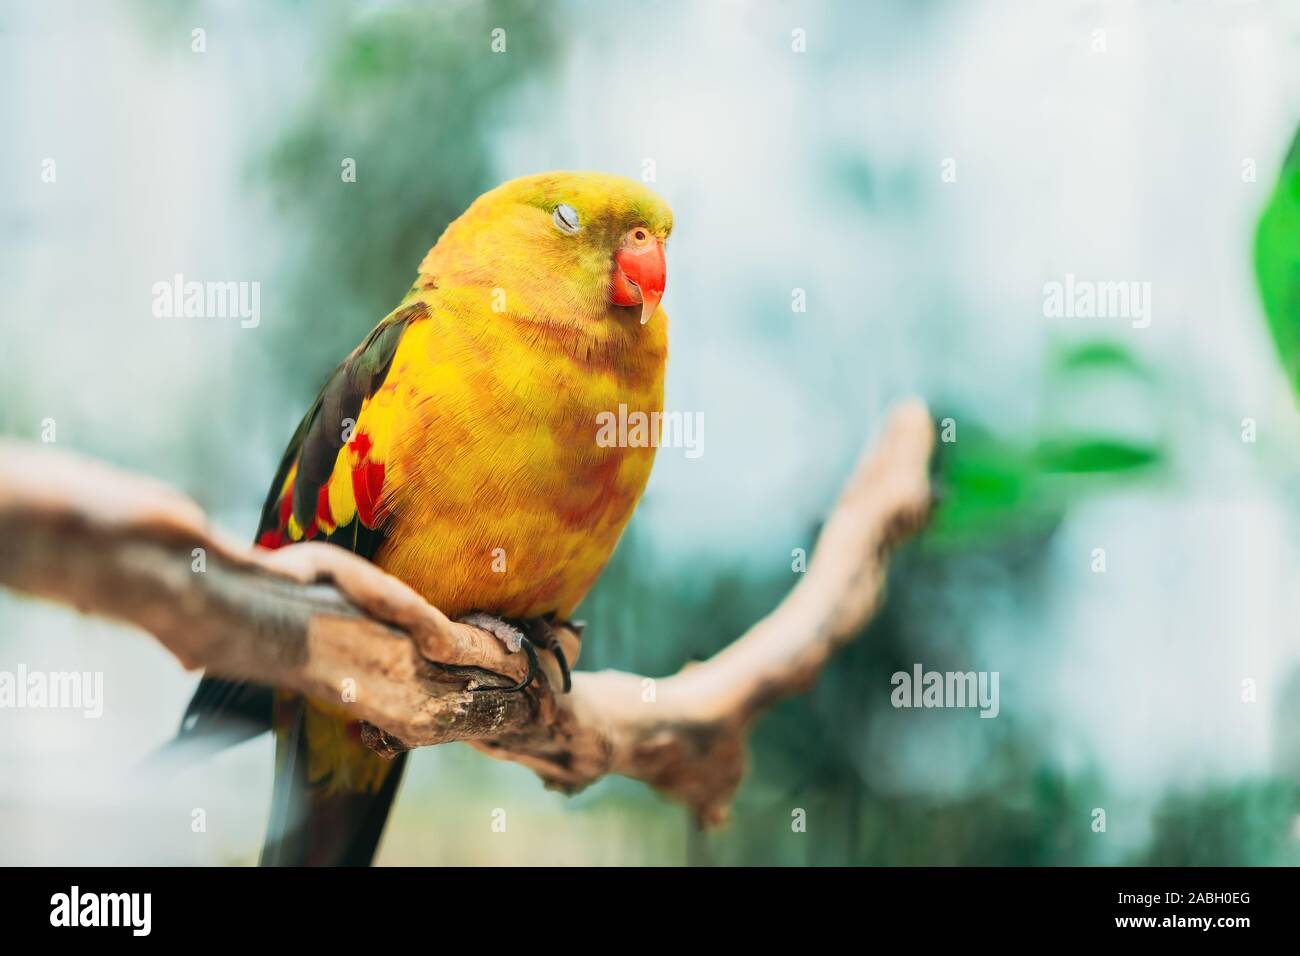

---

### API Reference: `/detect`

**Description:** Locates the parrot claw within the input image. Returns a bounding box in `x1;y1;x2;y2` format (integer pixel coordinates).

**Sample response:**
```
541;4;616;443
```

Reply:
498;638;540;693
457;612;540;693
524;616;572;694
458;612;573;694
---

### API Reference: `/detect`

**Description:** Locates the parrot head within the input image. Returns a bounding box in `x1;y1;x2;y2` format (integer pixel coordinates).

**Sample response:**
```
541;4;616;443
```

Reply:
420;171;673;329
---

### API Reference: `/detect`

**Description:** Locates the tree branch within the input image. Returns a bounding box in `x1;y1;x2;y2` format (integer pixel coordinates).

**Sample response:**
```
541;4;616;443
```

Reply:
0;400;934;825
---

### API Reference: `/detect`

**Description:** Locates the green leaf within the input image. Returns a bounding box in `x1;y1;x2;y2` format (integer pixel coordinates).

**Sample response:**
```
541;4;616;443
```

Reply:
1035;439;1161;474
1254;129;1300;398
926;428;1061;546
926;421;1163;550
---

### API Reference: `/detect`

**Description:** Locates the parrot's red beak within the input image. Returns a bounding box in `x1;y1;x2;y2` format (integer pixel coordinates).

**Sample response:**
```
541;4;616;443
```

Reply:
611;230;666;325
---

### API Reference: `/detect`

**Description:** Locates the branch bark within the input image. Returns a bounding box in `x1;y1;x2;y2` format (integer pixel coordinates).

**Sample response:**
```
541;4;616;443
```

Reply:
0;400;934;825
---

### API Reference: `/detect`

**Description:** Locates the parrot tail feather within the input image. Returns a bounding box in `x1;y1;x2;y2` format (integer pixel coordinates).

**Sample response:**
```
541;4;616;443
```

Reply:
260;693;408;867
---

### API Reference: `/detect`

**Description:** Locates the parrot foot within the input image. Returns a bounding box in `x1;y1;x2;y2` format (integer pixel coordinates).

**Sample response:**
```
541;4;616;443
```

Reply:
522;615;573;694
460;611;526;653
457;612;574;694
458;612;540;693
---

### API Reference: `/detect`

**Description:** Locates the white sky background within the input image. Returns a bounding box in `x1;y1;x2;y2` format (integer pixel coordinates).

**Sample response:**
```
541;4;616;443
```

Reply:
1;0;1299;862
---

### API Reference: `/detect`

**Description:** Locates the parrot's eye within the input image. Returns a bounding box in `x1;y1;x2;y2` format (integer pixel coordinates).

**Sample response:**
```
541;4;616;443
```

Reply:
627;227;653;247
552;203;581;235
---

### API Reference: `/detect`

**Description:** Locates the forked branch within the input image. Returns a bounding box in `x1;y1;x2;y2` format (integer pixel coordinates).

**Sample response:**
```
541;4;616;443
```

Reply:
0;400;934;825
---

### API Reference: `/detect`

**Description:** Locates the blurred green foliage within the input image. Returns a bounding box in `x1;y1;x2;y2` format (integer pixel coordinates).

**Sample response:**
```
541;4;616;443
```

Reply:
929;339;1164;548
1255;130;1300;399
1133;780;1300;867
256;0;558;394
244;4;1294;867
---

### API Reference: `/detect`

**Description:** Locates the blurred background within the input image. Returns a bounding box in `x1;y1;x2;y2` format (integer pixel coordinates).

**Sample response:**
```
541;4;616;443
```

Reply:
3;0;1300;865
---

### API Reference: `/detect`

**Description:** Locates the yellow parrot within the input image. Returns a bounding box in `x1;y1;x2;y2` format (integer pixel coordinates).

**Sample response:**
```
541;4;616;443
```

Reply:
177;171;672;865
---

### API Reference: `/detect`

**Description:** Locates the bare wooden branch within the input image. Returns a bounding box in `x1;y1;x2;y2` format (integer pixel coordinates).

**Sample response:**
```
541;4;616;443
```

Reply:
0;400;933;825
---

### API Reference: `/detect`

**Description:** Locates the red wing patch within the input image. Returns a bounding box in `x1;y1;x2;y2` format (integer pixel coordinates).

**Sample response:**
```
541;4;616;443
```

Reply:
349;429;386;527
257;491;295;549
315;484;335;534
251;307;417;559
255;429;386;551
